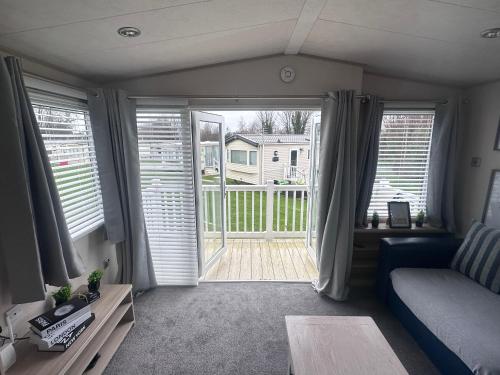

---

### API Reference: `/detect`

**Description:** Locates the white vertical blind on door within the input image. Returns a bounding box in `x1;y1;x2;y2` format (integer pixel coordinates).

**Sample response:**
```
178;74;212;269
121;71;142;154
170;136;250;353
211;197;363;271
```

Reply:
137;108;198;285
31;94;104;239
368;110;435;217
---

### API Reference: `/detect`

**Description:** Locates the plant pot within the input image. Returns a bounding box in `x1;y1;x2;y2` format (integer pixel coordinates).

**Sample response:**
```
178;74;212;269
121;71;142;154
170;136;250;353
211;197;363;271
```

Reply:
415;220;424;228
54;297;67;306
372;221;379;229
88;280;100;293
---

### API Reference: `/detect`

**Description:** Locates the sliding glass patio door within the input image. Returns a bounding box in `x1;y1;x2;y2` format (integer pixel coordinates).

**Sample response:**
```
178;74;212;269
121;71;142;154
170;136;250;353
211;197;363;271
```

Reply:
192;112;227;276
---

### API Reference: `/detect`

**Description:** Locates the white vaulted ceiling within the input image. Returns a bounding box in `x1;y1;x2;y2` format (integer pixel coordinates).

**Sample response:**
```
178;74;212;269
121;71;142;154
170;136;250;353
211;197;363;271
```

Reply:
0;0;499;86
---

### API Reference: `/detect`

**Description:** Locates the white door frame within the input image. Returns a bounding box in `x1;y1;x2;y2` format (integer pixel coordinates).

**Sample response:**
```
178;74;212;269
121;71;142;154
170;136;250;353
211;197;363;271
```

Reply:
306;120;319;263
289;148;299;166
192;111;227;277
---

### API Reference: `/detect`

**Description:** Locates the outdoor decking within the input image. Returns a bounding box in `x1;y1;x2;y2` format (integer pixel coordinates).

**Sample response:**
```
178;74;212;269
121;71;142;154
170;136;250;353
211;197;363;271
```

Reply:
203;239;318;281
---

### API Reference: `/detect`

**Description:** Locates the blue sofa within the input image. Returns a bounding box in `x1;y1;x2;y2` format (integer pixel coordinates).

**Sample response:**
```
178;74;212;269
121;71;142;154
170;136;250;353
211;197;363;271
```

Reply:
377;237;500;375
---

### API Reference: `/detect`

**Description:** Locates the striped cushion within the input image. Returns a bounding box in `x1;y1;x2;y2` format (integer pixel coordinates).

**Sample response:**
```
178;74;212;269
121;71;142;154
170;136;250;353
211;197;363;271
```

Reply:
450;221;500;294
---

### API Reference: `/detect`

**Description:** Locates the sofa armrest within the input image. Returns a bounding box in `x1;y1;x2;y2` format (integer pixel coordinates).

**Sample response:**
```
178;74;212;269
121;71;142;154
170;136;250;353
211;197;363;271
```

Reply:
376;236;462;302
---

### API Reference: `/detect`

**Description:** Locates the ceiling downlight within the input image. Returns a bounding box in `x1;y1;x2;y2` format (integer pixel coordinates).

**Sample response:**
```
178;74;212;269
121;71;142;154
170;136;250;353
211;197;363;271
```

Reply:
480;28;500;38
117;27;141;38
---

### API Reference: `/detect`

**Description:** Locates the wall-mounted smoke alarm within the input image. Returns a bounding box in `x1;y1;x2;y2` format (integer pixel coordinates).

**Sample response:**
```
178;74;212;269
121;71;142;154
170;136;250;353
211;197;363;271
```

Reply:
280;66;295;83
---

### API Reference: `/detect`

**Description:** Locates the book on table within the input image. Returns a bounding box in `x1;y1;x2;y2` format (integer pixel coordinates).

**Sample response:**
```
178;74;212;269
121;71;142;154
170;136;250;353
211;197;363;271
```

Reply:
33;314;96;352
28;295;96;352
29;296;91;338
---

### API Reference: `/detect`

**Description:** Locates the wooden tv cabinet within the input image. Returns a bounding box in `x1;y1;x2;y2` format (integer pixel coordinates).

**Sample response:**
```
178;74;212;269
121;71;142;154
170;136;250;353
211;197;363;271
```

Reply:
8;284;134;375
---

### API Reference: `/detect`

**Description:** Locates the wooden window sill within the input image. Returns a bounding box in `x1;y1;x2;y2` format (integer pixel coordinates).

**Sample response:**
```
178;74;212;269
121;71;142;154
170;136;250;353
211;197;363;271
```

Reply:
354;223;447;235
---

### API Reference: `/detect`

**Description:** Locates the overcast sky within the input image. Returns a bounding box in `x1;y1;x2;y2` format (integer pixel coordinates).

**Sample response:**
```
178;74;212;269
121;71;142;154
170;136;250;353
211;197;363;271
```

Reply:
210;110;321;132
211;111;258;132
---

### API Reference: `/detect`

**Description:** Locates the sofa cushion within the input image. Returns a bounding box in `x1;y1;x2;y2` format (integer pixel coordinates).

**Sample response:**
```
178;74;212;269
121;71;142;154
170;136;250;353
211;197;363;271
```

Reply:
391;268;500;375
450;221;500;294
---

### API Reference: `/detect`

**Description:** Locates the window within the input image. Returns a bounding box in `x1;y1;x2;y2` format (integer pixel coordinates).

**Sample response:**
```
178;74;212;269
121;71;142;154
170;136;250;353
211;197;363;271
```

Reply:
249;151;257;165
31;95;104;238
368;110;434;217
230;150;247;165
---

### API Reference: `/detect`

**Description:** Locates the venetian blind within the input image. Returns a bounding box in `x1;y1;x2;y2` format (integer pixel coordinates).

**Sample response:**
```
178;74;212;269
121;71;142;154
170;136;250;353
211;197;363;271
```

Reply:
31;94;104;239
137;108;199;285
368;110;435;217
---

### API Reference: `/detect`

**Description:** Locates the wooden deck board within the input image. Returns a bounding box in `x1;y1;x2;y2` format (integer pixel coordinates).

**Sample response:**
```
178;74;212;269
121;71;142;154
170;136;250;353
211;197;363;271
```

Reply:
260;240;275;280
239;239;252;279
278;240;299;280
251;239;263;280
203;239;318;281
287;240;309;280
216;244;232;280
228;239;242;280
269;240;286;280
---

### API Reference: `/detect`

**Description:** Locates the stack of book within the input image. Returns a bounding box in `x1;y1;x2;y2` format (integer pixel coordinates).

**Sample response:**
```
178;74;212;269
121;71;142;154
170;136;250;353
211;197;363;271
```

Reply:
29;296;95;352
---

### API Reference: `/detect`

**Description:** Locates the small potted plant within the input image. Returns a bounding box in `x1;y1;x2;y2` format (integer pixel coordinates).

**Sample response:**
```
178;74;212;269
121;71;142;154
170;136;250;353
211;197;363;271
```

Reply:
372;211;380;229
88;269;104;293
52;285;72;306
416;210;425;228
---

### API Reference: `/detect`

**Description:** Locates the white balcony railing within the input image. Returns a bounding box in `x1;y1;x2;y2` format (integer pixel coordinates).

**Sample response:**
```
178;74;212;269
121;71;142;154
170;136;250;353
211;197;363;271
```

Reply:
202;180;309;239
283;165;306;182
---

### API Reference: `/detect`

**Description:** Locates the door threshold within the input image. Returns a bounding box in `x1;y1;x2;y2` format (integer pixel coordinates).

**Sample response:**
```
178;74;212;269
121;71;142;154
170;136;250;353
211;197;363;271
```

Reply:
200;279;313;283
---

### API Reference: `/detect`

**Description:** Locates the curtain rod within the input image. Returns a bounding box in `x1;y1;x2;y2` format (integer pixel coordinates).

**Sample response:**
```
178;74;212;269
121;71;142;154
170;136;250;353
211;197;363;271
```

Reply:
21;73;449;105
129;94;333;100
128;94;448;104
380;98;448;105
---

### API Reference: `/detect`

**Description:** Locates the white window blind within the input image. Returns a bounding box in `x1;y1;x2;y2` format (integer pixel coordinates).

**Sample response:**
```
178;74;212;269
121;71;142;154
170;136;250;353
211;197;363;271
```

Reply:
137;108;198;285
368;110;435;217
31;94;104;239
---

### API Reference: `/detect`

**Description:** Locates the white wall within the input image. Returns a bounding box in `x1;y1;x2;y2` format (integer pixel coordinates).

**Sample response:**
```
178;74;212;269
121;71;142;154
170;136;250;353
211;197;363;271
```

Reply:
109;55;364;107
362;73;461;101
456;80;500;235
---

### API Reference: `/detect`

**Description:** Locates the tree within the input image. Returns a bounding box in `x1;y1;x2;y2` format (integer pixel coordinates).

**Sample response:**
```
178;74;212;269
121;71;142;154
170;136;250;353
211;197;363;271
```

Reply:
278;111;293;134
277;111;312;134
236;116;261;134
199;123;219;142
257;111;276;134
237;116;248;133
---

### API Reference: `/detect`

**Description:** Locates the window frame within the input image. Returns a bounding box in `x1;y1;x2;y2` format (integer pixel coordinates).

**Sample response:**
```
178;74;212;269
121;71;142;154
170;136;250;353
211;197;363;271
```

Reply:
249;150;257;166
368;109;435;220
30;91;104;240
230;149;248;165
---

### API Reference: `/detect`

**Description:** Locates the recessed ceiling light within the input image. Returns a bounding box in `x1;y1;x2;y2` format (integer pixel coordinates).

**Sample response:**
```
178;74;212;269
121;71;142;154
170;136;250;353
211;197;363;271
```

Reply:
117;27;141;38
480;28;500;38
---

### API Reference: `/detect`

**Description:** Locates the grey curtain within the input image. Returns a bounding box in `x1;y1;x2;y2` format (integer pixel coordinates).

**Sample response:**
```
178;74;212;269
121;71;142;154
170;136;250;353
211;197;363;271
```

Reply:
426;97;460;232
88;89;156;293
313;90;357;301
355;96;384;227
0;56;84;303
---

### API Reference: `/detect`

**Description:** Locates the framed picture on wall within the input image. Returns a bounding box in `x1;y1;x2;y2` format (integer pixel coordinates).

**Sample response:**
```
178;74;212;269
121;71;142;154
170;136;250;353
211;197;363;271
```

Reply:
387;201;412;228
482;170;500;228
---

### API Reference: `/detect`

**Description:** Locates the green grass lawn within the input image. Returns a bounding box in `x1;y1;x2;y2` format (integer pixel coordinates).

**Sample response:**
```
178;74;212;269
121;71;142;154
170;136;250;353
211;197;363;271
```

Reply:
203;187;308;232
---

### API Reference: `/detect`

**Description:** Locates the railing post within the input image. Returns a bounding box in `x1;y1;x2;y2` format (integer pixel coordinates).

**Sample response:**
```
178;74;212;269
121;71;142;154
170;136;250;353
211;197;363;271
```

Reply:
265;180;274;240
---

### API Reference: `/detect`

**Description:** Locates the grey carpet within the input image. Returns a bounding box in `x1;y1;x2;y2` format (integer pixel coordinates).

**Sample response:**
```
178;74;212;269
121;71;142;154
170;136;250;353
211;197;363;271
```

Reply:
104;282;439;375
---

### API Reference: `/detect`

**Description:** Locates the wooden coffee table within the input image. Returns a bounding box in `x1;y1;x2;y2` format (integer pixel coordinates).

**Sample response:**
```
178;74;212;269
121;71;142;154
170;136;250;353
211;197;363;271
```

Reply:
285;316;408;375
